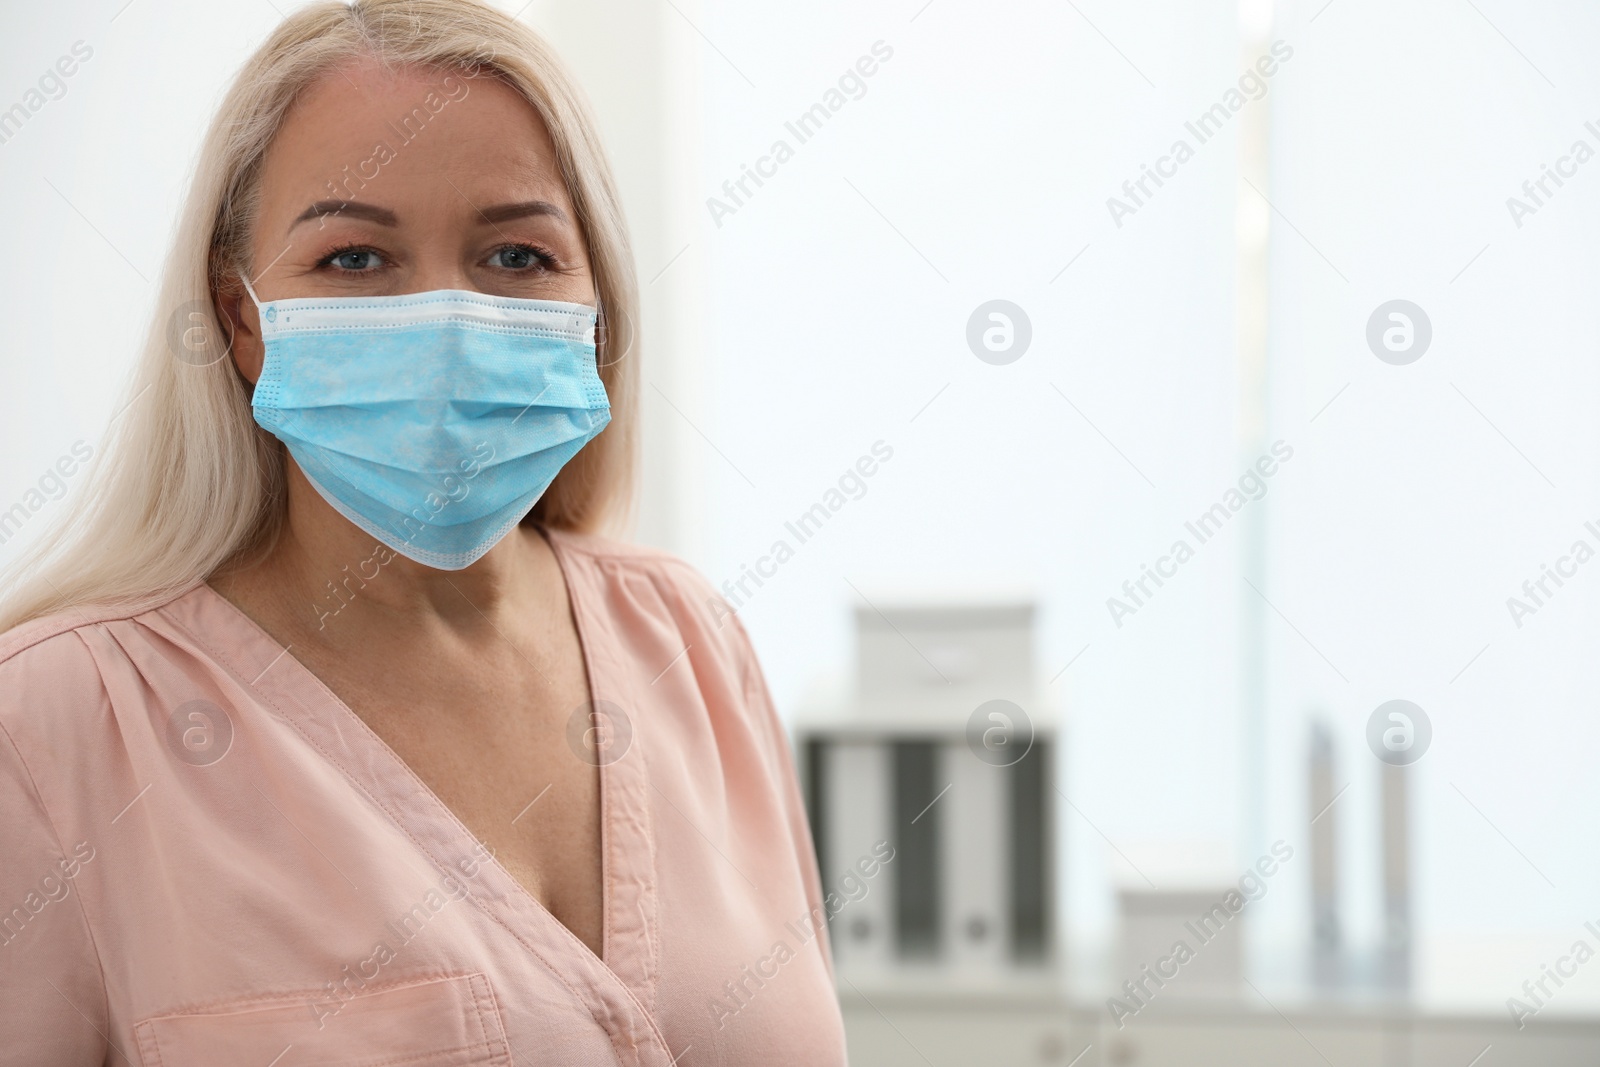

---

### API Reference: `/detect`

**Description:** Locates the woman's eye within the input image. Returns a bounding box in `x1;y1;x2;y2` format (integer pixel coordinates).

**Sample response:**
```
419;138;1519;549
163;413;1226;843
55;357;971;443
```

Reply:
326;248;382;272
488;245;545;271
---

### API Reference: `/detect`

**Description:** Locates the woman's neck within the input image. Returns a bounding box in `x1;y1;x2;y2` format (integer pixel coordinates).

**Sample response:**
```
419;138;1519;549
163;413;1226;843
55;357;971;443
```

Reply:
210;462;544;650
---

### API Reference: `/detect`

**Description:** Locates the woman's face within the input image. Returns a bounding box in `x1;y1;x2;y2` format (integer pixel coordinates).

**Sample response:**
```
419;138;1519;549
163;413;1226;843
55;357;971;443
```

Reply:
227;57;594;381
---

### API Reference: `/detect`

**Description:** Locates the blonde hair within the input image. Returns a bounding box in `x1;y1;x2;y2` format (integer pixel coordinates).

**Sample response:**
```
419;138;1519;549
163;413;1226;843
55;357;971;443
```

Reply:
0;0;638;632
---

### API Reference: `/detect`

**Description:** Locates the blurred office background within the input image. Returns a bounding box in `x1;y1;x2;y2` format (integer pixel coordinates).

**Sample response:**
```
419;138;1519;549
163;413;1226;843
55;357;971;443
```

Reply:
5;0;1600;1062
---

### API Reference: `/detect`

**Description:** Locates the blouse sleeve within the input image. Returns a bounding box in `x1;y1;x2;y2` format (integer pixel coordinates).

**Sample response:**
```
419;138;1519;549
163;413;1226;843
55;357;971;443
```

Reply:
0;682;108;1063
715;596;838;982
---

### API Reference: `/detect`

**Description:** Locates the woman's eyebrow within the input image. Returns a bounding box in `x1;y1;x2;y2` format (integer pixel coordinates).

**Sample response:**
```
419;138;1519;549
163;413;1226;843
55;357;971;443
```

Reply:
471;200;568;225
288;200;397;233
285;199;567;235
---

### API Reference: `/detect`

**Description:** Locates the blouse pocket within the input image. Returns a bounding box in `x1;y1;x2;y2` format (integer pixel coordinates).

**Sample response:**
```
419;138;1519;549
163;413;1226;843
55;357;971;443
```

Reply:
133;972;511;1067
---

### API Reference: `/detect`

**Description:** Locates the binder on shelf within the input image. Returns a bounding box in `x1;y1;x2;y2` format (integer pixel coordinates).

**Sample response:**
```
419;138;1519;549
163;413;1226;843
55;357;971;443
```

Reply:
824;739;894;971
794;599;1058;986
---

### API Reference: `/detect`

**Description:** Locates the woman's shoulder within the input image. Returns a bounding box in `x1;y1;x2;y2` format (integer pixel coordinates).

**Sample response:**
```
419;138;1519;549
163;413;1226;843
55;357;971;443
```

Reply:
0;603;125;674
0;592;191;731
0;588;193;665
544;523;723;601
544;523;750;657
0;605;132;774
543;521;685;564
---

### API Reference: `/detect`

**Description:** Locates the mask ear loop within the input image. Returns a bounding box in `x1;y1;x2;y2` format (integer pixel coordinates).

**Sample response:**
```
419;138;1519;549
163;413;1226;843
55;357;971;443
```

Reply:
224;269;265;353
238;272;264;311
231;271;267;396
592;292;625;370
593;292;609;368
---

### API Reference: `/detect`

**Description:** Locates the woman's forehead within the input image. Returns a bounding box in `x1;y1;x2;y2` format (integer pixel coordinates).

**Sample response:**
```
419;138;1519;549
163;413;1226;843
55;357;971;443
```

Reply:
258;57;569;221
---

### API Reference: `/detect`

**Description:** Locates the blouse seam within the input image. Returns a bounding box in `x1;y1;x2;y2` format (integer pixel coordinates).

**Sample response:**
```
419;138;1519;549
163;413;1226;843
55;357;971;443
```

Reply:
342;1039;506;1067
617;636;661;1013
466;974;490;1058
0;629;114;1051
155;601;643;1065
465;974;501;1064
0;594;186;668
132;969;483;1016
629;563;719;1014
135;1019;165;1067
561;543;663;1027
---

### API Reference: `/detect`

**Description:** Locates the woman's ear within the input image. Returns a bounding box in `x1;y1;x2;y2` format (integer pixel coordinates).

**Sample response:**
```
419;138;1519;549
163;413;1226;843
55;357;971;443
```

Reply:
214;276;264;384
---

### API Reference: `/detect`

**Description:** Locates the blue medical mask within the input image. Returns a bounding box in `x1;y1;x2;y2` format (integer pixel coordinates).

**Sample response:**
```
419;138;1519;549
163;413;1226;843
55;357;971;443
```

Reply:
241;278;611;570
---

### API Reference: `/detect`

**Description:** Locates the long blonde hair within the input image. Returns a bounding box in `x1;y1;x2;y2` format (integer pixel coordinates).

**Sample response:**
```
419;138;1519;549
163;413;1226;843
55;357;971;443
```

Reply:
0;0;639;632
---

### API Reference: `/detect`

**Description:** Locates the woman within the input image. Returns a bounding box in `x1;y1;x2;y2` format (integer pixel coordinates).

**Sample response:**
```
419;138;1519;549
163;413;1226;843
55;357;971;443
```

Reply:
0;2;846;1063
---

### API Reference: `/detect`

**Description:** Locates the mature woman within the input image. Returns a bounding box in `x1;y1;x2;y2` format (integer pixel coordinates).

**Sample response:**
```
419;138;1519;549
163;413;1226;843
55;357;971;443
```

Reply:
0;2;845;1062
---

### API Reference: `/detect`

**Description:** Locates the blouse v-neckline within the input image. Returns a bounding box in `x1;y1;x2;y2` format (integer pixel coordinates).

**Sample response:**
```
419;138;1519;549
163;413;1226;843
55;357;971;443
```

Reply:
183;522;667;1059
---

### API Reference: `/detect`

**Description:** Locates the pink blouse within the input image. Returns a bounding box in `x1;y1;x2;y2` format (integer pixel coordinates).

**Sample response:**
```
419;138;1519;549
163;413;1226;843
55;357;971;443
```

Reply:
0;525;846;1065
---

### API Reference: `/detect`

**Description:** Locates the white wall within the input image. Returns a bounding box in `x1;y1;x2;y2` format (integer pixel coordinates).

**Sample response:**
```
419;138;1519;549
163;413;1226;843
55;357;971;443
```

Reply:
1257;0;1600;1012
692;0;1245;986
